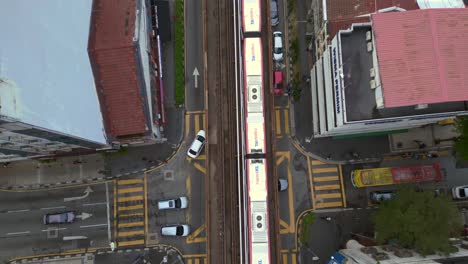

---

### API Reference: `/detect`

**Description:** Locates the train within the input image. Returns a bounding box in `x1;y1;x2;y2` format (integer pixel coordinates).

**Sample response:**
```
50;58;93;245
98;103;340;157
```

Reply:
241;0;271;263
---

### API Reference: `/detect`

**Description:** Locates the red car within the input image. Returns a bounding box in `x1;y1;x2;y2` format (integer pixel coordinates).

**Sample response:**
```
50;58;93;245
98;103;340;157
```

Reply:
274;71;283;95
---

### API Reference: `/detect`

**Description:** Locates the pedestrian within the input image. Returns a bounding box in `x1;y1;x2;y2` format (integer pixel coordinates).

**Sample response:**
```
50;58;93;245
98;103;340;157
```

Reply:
413;140;426;149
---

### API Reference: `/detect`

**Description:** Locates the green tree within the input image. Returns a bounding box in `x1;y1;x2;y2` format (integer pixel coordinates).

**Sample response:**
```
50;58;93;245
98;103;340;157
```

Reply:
373;187;462;256
455;116;468;160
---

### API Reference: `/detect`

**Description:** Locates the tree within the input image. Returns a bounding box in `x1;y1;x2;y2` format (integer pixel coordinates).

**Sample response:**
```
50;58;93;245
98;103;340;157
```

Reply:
455;116;468;160
373;187;462;256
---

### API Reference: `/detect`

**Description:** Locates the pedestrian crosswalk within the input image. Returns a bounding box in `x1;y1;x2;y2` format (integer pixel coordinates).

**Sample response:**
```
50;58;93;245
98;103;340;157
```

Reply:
281;251;297;264
115;178;146;247
275;107;290;138
183;254;207;264
310;160;346;209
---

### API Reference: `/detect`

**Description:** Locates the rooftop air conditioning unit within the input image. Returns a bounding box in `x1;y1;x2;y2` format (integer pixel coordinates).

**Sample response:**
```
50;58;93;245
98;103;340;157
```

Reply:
366;31;372;41
370;80;377;89
367;42;373;52
253;212;266;232
250;85;260;103
415;104;428;110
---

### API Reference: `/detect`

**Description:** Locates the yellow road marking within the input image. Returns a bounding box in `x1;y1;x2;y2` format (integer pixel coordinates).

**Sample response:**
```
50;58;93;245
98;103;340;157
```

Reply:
119;212;144;218
118;179;143;185
186;175;191;224
144;174;149;244
315;201;343;208
118;221;144;228
185;114;190;137
188;154;206;161
291;251;297;264
311;159;325;165
182;254;207;258
118;240;144;247
315;184;340;191
195;114;200;132
186;260;192;264
193;162;206;174
118;195;143;202
118;230;144;237
276;109;281;134
312;167;338;173
118;187;143;194
316;193;341;199
186;110;205;114
339;165;347;208
307;156;315;210
186;224;206;244
282;253;288;263
284;109;290;135
314;176;339;182
113;180;117;243
287;167;295;233
118;204;144;211
194;259;200;264
280;219;289;234
276;155;286;165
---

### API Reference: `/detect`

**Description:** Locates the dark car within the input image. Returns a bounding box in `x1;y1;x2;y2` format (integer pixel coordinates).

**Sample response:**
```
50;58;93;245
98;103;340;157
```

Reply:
43;211;76;224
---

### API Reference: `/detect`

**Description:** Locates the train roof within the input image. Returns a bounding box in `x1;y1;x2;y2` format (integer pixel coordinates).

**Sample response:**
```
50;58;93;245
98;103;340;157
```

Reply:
246;159;268;201
242;0;261;33
244;38;262;76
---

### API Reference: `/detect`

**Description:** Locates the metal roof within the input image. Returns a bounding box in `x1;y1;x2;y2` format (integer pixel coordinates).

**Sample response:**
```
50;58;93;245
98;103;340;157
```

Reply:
372;9;468;108
88;0;147;139
325;0;420;38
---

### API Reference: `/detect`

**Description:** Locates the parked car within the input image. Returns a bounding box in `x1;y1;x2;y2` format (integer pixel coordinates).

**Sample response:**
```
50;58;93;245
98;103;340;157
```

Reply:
273;31;283;61
158;196;188;210
369;191;395;203
160;224;190;237
187;130;206;158
274;71;283;95
278;178;288;191
270;0;279;26
43;211;76;225
452;185;468;199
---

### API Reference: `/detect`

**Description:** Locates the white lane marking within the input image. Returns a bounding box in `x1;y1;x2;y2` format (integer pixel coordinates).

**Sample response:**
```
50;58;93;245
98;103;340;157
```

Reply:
79;224;108;229
7;209;30;213
105;182;112;243
7;231;30;235
41;228;67;232
82;202;107;207
40;206;66;210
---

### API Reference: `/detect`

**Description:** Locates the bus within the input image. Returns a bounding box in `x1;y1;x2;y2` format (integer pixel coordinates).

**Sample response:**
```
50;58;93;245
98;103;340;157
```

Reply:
351;163;441;188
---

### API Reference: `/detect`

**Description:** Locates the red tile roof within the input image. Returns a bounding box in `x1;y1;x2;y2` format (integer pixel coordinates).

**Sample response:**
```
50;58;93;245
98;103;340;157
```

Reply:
372;9;468;108
326;0;419;38
88;0;147;139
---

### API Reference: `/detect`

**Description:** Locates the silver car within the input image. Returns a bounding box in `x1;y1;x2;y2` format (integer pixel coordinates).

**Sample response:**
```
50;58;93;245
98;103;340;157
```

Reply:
43;211;76;224
270;0;279;26
158;196;188;210
161;224;190;237
187;130;206;158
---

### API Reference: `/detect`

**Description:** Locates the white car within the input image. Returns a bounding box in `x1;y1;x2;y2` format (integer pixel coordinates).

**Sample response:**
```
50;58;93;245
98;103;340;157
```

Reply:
273;31;283;61
161;224;190;237
158;196;188;210
187;130;206;158
452;185;468;199
278;178;288;191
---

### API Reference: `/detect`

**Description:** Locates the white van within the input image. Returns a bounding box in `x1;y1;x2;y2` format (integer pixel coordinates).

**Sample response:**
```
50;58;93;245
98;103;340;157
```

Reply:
158;196;188;210
273;31;283;61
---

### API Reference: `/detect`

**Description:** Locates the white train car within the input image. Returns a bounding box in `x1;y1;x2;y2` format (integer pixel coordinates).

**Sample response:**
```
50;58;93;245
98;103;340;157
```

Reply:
243;35;271;264
242;0;261;34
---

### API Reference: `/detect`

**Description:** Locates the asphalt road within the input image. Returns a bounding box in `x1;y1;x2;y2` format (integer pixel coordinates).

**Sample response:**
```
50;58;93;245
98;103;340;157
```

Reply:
185;0;204;111
0;182;112;260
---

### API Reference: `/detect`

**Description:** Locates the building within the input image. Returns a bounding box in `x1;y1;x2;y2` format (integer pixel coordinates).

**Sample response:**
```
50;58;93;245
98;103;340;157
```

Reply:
310;8;468;138
0;80;103;162
88;0;164;145
327;240;468;264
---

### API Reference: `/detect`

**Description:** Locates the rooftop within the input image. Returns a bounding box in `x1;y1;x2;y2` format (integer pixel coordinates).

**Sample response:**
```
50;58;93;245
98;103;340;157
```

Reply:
340;24;468;122
372;8;468;108
325;0;420;38
88;0;148;139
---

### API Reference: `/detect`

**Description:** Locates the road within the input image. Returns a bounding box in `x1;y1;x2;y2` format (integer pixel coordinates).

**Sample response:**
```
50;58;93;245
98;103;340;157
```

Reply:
0;183;112;261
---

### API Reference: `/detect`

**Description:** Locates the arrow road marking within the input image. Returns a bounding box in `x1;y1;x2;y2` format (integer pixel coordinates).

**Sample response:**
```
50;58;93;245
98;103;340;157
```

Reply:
76;212;92;220
193;67;199;88
64;187;93;202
